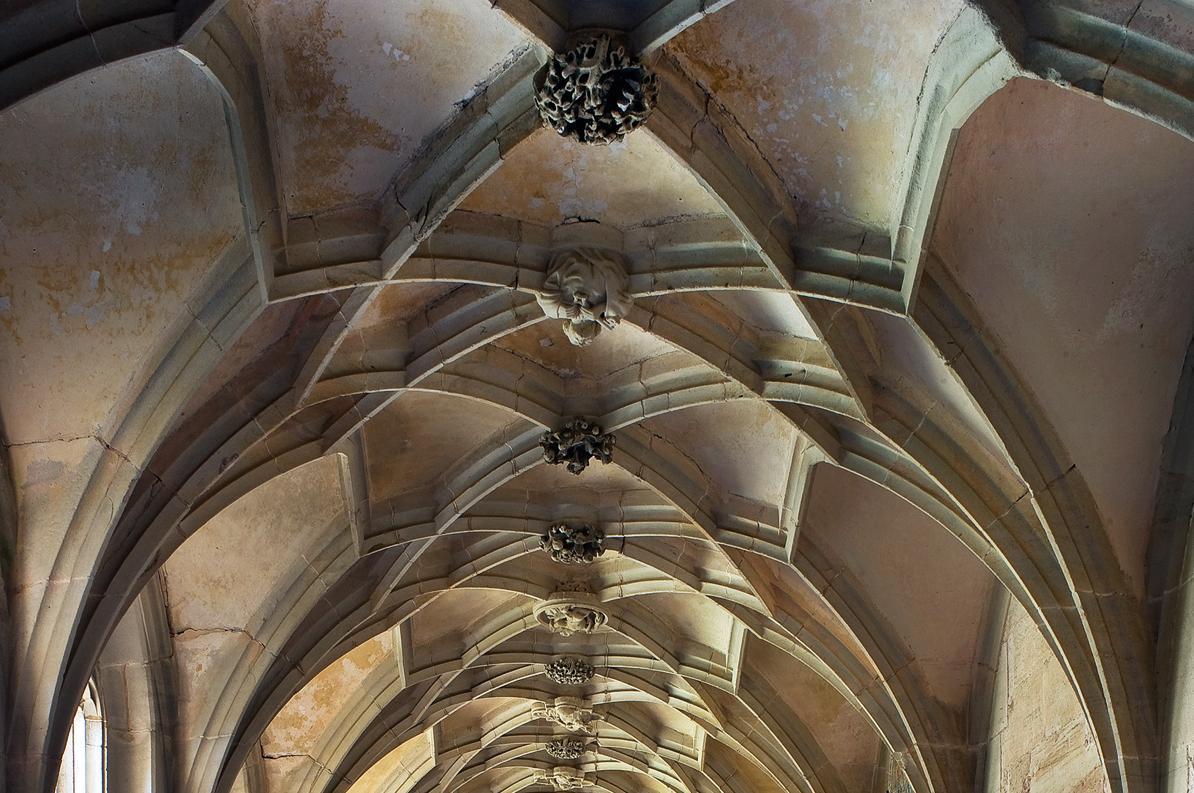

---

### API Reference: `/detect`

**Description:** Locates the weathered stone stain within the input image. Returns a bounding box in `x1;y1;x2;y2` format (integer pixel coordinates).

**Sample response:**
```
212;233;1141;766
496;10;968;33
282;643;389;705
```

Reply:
462;128;724;228
0;50;242;446
263;631;395;753
668;0;964;229
249;0;529;216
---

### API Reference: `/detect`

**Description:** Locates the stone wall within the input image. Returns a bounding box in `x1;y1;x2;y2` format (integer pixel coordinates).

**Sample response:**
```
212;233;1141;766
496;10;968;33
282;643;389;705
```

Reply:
1166;512;1194;793
982;602;1110;793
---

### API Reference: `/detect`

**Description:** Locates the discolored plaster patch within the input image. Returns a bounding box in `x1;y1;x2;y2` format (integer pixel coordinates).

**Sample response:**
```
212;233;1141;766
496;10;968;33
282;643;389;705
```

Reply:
0;49;242;447
461;128;725;228
248;0;529;216
17;458;66;489
263;630;396;755
667;0;964;229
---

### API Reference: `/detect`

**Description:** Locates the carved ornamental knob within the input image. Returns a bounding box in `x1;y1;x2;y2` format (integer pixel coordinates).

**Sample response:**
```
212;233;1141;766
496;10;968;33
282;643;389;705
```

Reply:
546;737;588;760
534;248;632;347
535;598;608;637
541;522;606;564
544;657;596;685
541;419;615;475
535;33;658;145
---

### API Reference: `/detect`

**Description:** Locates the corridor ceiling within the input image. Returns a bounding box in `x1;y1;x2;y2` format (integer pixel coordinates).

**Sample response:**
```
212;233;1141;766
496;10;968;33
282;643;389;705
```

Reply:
1;2;1193;793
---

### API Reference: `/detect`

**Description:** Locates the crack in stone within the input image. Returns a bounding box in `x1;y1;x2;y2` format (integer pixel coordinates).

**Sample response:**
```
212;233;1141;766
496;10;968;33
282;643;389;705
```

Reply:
899;3;967;186
2;432;138;471
1104;0;1147;82
181;298;225;354
260;749;335;776
171;626;251;637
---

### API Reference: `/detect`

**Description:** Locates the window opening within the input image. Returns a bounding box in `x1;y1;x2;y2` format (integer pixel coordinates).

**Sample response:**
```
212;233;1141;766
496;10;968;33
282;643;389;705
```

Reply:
56;679;104;793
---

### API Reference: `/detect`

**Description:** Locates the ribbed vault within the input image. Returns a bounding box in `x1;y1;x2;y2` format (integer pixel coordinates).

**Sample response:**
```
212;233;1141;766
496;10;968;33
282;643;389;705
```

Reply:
2;3;1193;793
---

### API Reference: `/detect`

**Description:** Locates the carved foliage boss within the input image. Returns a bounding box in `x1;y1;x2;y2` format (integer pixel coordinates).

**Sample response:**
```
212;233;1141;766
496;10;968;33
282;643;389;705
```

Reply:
546;737;588;759
541;419;615;475
541;522;606;564
544;657;595;685
535;33;658;144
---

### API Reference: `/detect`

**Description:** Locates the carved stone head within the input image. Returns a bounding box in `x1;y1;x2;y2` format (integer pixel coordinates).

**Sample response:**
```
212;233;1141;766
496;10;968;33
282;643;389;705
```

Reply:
535;248;633;347
535;767;595;791
534;589;608;637
537;604;607;636
532;697;603;734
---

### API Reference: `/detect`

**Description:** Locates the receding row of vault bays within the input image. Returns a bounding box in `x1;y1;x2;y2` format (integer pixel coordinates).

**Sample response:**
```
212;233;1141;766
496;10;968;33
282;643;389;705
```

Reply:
531;419;621;791
522;33;660;782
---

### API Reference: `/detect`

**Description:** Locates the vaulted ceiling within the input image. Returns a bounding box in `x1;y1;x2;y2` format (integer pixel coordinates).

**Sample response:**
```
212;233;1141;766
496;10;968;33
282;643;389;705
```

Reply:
2;3;1193;793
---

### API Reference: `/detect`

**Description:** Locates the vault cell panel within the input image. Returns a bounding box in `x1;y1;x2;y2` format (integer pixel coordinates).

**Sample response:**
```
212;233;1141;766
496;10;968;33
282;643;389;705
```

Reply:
932;78;1194;599
667;0;964;229
250;0;529;215
461;127;725;228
